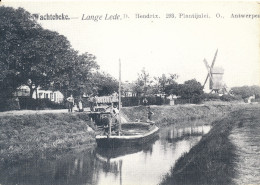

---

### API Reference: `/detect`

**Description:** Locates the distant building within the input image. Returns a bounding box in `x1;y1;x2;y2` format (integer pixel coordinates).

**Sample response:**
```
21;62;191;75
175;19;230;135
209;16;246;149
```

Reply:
32;89;64;103
245;95;255;103
167;94;180;105
14;85;64;103
14;86;30;97
122;82;136;97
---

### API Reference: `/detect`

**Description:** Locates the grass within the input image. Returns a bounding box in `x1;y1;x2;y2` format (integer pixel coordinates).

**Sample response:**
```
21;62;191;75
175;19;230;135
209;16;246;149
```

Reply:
122;102;241;127
0;113;96;163
159;106;260;185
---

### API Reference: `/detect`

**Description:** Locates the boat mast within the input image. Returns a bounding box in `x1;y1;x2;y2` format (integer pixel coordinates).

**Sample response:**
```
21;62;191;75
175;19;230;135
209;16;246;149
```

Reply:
118;59;122;135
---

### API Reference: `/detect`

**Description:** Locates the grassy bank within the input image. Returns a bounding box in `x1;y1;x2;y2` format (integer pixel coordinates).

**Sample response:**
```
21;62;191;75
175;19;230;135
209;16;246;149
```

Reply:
122;102;241;126
0;113;95;163
160;105;260;185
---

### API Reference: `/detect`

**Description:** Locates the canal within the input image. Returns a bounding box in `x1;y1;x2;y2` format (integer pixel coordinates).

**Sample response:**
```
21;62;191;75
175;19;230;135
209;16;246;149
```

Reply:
0;122;211;185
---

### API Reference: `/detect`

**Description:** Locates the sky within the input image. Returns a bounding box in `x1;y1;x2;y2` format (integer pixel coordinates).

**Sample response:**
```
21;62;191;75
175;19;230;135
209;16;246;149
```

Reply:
2;1;260;90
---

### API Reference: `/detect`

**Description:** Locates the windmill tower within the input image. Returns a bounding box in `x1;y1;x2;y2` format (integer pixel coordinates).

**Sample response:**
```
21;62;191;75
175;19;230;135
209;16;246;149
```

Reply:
203;49;227;94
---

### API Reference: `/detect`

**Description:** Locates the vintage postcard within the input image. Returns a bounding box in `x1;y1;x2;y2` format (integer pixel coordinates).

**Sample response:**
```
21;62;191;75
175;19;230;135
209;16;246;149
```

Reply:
0;1;259;185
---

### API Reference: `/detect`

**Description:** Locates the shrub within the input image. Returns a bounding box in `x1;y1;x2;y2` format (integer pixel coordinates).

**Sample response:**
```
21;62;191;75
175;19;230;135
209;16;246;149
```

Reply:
0;98;20;111
19;98;66;110
220;94;241;101
203;93;221;101
251;98;260;103
121;96;167;107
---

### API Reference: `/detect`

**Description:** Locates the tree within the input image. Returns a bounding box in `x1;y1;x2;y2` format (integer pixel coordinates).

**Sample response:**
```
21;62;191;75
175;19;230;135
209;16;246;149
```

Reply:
0;7;101;100
250;85;260;98
52;51;99;97
231;85;260;99
154;73;178;95
0;7;72;98
91;72;118;96
133;68;153;97
177;79;204;103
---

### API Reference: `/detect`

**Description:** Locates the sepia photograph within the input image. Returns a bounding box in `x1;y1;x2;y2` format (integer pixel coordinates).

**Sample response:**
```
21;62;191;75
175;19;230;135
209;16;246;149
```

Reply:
0;1;259;185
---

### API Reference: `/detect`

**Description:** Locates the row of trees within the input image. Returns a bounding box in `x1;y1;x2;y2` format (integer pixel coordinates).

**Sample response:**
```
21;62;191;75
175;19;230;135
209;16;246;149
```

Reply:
126;68;204;103
231;86;260;99
0;6;118;99
127;68;260;103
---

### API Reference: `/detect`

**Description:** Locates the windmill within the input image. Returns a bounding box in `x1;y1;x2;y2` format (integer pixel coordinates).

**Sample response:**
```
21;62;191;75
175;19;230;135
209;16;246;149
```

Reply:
203;49;227;94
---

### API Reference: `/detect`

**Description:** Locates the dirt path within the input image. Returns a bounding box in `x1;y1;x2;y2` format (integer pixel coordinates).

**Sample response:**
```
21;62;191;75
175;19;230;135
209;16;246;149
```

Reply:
229;107;260;184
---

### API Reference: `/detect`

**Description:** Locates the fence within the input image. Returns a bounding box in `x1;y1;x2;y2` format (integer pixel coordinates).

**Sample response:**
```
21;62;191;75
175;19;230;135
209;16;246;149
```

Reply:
121;96;169;107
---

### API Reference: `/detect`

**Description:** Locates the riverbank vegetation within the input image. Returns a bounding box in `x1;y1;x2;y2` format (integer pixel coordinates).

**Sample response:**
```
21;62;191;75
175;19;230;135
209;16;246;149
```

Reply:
0;113;95;164
122;101;238;125
160;104;260;185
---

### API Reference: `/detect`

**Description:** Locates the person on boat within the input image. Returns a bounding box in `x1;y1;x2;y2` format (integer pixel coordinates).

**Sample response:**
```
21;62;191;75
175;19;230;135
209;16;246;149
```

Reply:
147;106;154;122
112;105;119;123
112;91;119;102
103;116;110;134
67;95;74;112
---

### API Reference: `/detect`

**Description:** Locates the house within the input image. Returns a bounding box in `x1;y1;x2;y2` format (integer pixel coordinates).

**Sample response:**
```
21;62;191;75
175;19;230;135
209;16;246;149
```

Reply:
14;86;30;97
32;89;64;103
15;85;64;103
122;82;136;97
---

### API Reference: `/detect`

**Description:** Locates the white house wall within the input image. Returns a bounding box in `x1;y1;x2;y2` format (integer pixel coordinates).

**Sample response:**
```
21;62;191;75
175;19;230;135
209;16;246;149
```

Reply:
32;90;64;103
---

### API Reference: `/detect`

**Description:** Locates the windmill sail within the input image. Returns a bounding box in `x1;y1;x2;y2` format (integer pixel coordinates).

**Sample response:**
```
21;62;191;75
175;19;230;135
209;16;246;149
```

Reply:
203;49;219;89
203;59;213;89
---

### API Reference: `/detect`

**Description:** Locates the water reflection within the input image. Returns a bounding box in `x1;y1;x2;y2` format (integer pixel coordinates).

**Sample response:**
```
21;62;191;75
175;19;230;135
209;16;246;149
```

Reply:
0;124;211;185
164;125;211;142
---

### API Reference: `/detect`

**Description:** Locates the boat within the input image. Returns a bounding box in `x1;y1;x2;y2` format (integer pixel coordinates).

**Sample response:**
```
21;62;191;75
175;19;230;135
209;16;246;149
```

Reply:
96;122;159;148
95;60;159;148
96;135;158;161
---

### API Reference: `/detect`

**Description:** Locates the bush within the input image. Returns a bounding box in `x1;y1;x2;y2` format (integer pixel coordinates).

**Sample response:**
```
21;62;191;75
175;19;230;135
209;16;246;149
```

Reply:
0;98;20;111
175;95;204;104
19;98;66;110
220;94;242;102
121;96;168;107
203;93;221;101
252;98;260;103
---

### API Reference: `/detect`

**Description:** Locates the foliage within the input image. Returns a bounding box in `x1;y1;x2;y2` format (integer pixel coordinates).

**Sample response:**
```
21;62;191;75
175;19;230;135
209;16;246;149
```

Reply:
155;73;178;95
122;96;168;107
220;94;242;102
250;85;260;98
0;7;73;98
131;70;179;98
52;51;99;97
176;79;204;103
18;98;66;110
91;72;118;96
231;85;260;99
203;93;221;101
0;98;20;111
0;7;101;100
164;81;179;96
132;68;153;97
